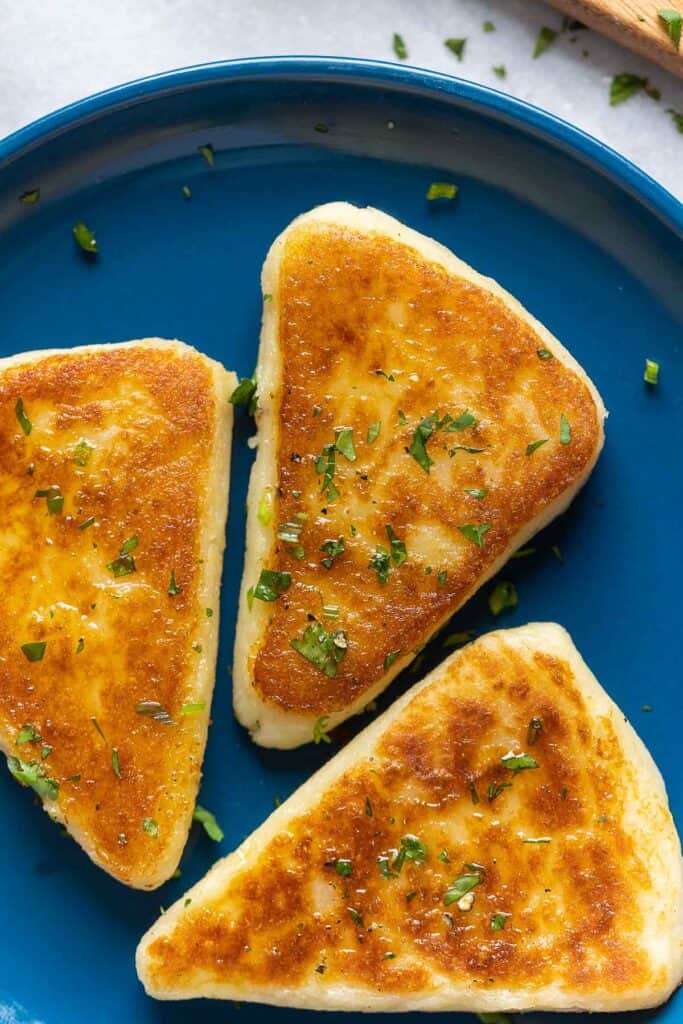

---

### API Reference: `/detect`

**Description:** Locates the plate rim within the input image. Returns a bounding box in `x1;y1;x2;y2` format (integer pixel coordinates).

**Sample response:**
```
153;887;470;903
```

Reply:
0;55;681;235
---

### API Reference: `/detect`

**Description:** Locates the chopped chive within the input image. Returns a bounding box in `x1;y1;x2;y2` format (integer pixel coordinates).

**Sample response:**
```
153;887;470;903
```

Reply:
392;32;408;60
384;649;402;671
426;181;458;200
142;817;159;837
313;716;332;745
193;804;223;842
135;701;174;725
526;438;548;456
78;516;96;531
168;569;182;596
111;748;122;779
15;398;32;436
73;221;98;253
559;414;571;445
252;568;291;601
198;143;215;167
179;702;206;715
644;358;659;385
35;485;64;515
537;348;554;360
335;859;352;877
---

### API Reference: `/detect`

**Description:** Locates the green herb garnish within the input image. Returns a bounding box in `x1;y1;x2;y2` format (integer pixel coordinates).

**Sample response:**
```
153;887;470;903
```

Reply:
7;756;59;800
78;516;96;531
291;622;348;678
278;516;306;560
658;9;682;48
348;906;364;926
392;32;408;59
135;701;174;725
15;398;32;436
321;537;345;569
20;641;46;662
408;415;437;472
19;189;40;205
17;724;41;744
316;443;340;502
493;65;506;78
458;523;491;549
393;834;428;873
179;702;206;715
76;637;84;654
488;580;517;616
668;108;683;131
468;781;480;804
444;38;466;60
487;781;512;802
537;347;554;360
534;26;558;57
478;1013;512;1024
253;568;291;602
73;439;94;466
168;569;182;596
193;804;224;842
229;376;257;412
526;438;548;456
142;817;159;837
501;751;539;774
491;913;509;931
335;428;356;462
644;358;660;385
198;143;215;167
483;20;495;31
443;872;482;906
444;630;475;647
111;748;122;778
335;859;352;877
73;221;98;253
559;413;571;445
426;181;458;200
384;649;401;671
107;536;138;577
35;485;64;515
370;546;392;585
610;73;648;105
313;716;332;745
366;420;381;444
182;185;191;199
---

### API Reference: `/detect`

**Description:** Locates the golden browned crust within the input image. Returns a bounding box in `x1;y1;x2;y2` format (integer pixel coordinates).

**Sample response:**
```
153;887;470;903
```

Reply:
138;624;681;1011
250;218;604;720
0;340;233;888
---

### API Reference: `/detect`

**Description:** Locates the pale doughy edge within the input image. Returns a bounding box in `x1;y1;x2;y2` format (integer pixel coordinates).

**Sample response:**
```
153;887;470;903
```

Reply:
139;622;682;1011
233;202;607;749
0;338;236;890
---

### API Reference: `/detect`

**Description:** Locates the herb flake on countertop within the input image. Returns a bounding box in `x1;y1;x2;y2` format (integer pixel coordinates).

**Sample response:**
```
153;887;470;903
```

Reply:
493;65;507;78
534;26;558;57
393;33;408;60
444;38;467;60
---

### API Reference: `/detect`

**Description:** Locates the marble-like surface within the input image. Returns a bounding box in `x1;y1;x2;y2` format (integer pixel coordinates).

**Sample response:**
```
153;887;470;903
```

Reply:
1;0;682;199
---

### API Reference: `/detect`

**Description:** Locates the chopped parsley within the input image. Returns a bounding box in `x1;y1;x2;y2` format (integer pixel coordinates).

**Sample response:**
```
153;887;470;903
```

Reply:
107;535;138;578
20;641;46;662
392;32;408;60
142;817;159;837
488;580;517;616
610;73;648;106
438;849;450;863
73;221;98;253
316;443;340;502
253;568;291;601
384;649;402;671
426;181;458;200
658;9;682;48
527;716;543;745
291;622;348;678
367;421;381;444
168;569;182;596
78;516;96;530
19;188;40;204
193;804;224;842
111;748;122;778
335;859;352;877
491;913;509;931
7;756;59;800
443;872;482;906
229;376;257;412
644;358;660;385
501;751;539;774
393;834;428;873
198;143;215;167
408;415;437;472
369;545;392;585
444;38;467;60
35;485;64;515
559;413;571;445
17;724;41;744
313;716;332;744
278;516;306;560
458;523;491;549
73;439;94;466
534;26;558;58
488;781;512;802
335;428;356;462
526;438;548;456
537;347;554;360
15;398;32;436
378;856;393;878
493;65;507;78
348;906;364;926
321;536;345;569
483;20;495;32
135;701;174;725
386;524;407;566
437;569;448;585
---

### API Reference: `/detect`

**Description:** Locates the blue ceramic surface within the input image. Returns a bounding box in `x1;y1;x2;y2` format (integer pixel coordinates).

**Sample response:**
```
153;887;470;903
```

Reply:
0;58;681;1024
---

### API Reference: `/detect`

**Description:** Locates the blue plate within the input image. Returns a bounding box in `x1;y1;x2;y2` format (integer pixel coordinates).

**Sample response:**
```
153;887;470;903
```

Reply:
0;58;681;1024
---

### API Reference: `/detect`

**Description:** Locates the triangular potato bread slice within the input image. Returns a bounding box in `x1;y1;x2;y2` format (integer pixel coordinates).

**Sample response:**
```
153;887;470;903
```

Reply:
0;339;235;889
138;623;682;1012
234;203;606;748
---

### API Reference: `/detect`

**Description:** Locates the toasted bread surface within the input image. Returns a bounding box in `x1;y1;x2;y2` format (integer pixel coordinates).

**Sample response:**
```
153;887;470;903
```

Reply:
139;623;682;1011
234;203;606;747
0;339;235;889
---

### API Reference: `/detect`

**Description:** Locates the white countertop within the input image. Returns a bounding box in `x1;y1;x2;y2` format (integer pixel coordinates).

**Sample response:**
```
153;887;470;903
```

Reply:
1;0;682;200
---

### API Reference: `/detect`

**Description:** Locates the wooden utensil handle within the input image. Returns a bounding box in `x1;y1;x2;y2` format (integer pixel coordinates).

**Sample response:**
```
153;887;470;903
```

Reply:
546;0;683;78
